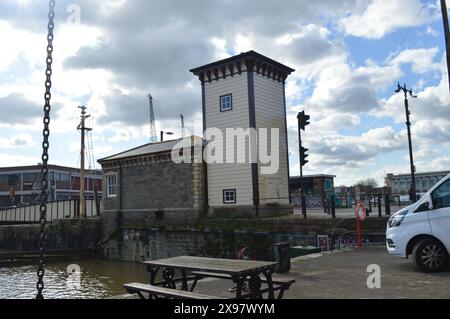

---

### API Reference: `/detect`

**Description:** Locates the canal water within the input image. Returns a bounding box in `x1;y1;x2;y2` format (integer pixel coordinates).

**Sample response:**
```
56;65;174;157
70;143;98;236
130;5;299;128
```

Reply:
0;259;149;299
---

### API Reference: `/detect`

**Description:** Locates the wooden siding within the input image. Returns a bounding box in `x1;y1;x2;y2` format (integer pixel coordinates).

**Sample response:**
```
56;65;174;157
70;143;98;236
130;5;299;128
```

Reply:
204;72;253;207
254;73;290;205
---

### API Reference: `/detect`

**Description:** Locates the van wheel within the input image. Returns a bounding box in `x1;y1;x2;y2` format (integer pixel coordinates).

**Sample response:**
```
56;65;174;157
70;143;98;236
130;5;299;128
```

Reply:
412;238;449;273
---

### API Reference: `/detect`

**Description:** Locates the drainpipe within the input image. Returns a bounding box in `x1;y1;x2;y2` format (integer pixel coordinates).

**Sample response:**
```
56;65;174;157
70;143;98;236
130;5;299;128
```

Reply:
119;165;123;211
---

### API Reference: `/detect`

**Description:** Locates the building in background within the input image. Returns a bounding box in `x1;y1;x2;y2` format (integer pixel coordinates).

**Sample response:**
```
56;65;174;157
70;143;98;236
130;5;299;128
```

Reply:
0;165;102;208
290;175;336;207
290;174;336;196
385;170;450;195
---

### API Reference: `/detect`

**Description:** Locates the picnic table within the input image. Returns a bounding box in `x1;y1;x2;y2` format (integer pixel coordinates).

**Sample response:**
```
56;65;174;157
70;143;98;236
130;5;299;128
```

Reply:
134;256;283;299
124;256;296;299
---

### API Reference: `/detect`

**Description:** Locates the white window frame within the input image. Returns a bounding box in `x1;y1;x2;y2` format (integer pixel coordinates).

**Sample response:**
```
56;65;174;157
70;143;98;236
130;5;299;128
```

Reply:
106;174;118;198
223;189;236;204
220;94;233;112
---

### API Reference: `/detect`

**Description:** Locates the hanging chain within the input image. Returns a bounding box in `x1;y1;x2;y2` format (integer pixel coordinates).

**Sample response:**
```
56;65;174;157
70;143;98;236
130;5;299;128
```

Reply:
36;0;55;300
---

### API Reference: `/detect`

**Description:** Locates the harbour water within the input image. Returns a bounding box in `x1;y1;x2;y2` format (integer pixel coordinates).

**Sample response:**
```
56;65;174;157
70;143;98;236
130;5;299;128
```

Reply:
0;259;148;299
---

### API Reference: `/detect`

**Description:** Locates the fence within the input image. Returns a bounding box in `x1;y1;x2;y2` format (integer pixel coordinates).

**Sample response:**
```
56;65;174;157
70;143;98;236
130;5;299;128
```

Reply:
292;192;416;219
0;199;99;224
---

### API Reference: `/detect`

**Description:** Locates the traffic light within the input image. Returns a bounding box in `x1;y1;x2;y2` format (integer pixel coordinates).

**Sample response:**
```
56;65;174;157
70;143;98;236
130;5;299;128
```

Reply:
297;111;310;131
300;146;309;167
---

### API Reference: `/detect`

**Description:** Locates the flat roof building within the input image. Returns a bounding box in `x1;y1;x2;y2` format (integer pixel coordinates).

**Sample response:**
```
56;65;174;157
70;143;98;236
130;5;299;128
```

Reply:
385;170;450;195
0;164;102;208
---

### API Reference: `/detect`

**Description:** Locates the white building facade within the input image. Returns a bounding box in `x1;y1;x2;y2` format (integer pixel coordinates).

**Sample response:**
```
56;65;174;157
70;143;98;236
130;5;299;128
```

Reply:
386;171;450;195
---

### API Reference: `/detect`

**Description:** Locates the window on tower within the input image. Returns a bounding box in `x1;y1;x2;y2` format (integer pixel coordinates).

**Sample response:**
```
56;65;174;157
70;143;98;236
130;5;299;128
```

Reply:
220;94;233;112
223;189;236;204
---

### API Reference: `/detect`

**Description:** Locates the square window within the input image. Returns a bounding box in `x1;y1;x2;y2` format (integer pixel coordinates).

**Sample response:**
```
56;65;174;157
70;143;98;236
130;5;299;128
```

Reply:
220;94;232;112
223;189;236;204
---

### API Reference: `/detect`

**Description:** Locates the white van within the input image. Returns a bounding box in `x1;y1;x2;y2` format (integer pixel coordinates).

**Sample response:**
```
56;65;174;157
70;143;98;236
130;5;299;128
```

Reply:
386;174;450;272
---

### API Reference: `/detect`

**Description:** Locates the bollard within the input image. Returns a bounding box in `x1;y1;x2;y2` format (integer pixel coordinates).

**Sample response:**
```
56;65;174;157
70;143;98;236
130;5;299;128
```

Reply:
331;195;336;219
368;198;372;213
377;194;382;217
385;194;391;216
273;242;291;273
398;195;401;207
301;195;307;218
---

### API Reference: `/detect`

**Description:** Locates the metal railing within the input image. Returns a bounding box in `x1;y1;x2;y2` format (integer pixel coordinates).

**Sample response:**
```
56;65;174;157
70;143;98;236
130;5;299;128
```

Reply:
0;199;100;224
292;192;415;219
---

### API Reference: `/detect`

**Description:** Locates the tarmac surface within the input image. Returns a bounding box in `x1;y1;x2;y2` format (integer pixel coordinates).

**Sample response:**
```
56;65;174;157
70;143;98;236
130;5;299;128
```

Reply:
193;246;450;299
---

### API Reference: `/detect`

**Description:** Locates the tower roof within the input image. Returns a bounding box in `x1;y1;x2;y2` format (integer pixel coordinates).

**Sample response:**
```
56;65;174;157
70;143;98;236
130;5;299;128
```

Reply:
190;50;295;82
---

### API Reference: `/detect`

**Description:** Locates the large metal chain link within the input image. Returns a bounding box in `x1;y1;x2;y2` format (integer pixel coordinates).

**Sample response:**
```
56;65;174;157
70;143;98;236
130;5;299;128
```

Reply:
36;0;55;300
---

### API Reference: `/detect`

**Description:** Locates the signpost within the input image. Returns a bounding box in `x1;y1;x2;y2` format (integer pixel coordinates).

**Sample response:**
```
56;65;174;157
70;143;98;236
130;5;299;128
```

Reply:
317;235;330;252
355;201;367;249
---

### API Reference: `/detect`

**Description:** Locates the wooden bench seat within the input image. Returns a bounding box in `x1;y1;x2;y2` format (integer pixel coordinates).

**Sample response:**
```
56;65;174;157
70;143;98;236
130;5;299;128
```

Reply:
191;271;295;299
124;282;223;300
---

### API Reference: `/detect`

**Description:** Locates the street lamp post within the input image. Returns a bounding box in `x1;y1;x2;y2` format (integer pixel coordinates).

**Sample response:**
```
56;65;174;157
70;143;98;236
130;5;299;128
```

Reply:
395;83;418;201
160;131;174;142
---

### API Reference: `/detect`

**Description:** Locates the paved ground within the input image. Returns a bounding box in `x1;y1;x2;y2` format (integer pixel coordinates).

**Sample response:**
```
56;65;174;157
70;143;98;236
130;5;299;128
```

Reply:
194;246;450;299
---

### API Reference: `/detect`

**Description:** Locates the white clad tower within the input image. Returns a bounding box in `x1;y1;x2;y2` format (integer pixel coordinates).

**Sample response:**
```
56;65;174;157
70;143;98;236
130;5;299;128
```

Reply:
190;51;294;217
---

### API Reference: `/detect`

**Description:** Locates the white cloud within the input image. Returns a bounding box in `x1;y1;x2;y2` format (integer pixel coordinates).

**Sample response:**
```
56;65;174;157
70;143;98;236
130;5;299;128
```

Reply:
0;153;40;167
339;0;440;39
389;47;440;74
380;54;450;129
108;129;131;143
0;0;448;188
0;134;35;149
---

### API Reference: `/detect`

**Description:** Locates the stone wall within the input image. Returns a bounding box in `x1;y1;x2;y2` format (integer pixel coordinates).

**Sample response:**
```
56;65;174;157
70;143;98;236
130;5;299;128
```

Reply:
0;218;102;251
101;212;389;262
102;228;278;262
103;160;205;219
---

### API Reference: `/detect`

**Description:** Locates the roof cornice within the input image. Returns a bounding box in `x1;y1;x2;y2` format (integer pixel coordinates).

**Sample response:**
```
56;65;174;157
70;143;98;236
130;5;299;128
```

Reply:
190;50;295;83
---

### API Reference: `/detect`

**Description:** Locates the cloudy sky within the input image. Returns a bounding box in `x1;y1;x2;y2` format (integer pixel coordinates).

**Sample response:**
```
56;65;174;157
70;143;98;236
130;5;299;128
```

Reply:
0;0;449;186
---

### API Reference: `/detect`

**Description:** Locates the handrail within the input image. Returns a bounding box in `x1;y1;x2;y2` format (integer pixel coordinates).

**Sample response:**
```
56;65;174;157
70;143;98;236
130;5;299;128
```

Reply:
0;199;100;223
0;198;94;212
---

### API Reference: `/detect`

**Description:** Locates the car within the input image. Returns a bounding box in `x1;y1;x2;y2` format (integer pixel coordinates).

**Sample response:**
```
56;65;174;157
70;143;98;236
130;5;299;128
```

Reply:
386;174;450;272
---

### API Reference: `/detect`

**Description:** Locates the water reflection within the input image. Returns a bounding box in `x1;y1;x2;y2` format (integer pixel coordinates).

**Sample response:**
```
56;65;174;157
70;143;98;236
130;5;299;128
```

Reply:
0;259;148;299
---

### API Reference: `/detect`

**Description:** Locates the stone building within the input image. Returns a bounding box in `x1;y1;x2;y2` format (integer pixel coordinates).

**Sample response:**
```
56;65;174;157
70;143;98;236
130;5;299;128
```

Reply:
99;51;294;219
98;136;206;222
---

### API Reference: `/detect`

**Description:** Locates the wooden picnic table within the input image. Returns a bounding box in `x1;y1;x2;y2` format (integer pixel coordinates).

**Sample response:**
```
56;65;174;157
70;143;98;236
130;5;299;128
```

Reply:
143;256;277;299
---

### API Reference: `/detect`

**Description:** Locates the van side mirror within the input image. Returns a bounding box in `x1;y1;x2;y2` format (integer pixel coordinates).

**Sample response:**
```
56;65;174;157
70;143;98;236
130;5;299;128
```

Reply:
426;194;433;210
415;194;433;213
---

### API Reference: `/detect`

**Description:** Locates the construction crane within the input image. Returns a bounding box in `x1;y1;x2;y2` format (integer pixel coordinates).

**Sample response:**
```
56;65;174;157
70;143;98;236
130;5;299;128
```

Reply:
180;114;185;138
148;94;158;143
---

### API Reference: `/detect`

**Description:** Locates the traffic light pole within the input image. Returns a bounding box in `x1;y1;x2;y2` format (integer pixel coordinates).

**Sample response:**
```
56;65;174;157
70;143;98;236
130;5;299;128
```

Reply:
298;129;307;218
297;111;310;219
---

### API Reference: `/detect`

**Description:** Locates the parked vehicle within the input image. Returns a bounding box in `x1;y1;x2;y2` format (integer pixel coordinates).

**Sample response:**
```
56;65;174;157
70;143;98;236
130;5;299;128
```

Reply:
386;174;450;272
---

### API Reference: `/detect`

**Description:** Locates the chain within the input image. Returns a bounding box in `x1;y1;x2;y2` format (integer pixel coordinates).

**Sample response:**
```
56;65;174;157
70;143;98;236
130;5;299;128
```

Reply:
36;0;55;300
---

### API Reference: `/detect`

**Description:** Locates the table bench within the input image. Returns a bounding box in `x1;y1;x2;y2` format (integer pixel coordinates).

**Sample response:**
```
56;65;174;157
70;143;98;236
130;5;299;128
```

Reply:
124;282;223;299
191;271;295;299
143;256;279;299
